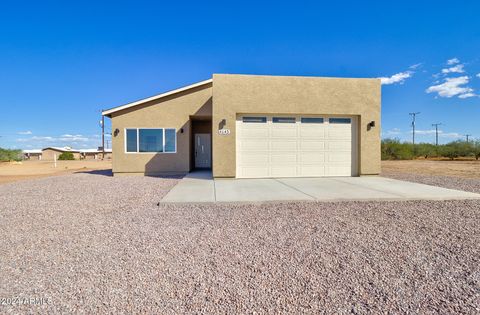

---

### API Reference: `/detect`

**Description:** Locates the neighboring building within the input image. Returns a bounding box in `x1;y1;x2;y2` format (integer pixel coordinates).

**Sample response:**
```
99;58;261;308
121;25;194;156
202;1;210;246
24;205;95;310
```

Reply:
42;147;81;160
102;74;381;178
80;148;112;160
23;149;42;160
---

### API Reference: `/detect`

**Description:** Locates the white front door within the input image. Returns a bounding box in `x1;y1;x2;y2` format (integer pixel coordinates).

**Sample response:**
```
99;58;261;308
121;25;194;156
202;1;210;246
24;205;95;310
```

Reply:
195;133;211;168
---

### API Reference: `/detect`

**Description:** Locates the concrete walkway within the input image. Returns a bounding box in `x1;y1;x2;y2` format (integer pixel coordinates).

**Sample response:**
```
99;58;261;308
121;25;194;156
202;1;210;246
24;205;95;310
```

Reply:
161;171;480;203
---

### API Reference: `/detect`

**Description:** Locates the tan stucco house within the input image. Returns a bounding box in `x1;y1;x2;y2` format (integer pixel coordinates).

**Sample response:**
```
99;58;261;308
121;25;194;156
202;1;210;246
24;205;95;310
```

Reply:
103;74;381;178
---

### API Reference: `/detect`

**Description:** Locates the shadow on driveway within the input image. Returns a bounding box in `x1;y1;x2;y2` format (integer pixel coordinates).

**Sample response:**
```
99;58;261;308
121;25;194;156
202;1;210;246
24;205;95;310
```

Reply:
75;169;113;177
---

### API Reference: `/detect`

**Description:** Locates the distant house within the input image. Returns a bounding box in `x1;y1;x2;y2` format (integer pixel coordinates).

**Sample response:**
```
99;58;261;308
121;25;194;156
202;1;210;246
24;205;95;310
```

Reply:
23;149;42;160
41;147;81;160
80;147;112;160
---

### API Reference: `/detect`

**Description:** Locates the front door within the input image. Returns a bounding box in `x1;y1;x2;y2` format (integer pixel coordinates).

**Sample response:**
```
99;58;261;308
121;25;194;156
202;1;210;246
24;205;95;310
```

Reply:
195;133;211;168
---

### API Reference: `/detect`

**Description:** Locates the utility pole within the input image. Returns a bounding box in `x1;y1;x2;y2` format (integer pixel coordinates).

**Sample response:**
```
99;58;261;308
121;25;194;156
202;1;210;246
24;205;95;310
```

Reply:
465;134;472;143
432;123;442;146
409;112;420;154
100;113;105;160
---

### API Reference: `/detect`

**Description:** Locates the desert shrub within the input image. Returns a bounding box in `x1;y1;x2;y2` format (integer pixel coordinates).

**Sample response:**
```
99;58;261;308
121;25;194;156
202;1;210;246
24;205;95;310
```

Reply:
415;143;437;159
381;139;414;160
0;148;22;161
58;152;75;160
381;139;478;160
439;141;473;160
474;140;480;160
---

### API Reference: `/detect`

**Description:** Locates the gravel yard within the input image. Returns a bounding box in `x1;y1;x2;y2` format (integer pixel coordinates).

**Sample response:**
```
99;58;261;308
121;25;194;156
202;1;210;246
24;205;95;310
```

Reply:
1;172;479;314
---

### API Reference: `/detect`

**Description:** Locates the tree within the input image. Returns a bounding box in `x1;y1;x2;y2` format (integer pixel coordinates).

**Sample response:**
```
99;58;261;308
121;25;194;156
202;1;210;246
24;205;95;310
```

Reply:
473;140;480;160
416;143;437;159
439;141;473;160
58;152;75;160
381;139;414;160
0;148;22;162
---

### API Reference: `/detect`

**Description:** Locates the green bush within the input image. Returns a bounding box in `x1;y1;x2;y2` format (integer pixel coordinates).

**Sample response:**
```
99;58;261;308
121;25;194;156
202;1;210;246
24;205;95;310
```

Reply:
381;138;414;160
0;148;22;161
416;143;438;159
474;140;480;160
58;152;75;160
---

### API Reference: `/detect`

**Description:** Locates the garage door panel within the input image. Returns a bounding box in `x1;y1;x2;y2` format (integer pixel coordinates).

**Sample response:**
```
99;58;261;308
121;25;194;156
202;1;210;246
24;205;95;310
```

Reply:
326;166;351;176
327;153;351;162
327;141;351;150
237;116;355;178
271;166;297;177
271;140;296;151
327;131;351;140
298;152;325;164
242;128;269;138
299;140;325;151
298;165;325;177
240;153;269;165
271;153;296;164
240;167;270;178
299;126;325;138
271;127;297;138
240;140;269;151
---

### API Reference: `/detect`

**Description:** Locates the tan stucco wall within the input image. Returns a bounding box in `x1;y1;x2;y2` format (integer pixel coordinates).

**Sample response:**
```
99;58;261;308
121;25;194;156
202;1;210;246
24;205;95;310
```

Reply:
42;149;81;160
212;74;381;177
109;83;212;175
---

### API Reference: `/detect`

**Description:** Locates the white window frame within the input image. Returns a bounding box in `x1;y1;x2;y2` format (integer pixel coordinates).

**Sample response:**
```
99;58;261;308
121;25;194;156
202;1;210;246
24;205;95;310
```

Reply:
124;128;177;154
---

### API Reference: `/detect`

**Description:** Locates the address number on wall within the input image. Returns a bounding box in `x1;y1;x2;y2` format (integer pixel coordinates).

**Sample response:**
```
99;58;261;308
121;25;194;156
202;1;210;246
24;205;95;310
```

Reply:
218;129;231;135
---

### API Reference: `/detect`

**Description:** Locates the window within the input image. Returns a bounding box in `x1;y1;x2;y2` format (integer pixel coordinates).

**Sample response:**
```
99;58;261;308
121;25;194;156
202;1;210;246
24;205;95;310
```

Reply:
273;117;295;123
165;129;176;152
125;128;176;153
301;117;324;124
126;129;137;152
329;118;351;124
139;129;163;152
243;117;267;123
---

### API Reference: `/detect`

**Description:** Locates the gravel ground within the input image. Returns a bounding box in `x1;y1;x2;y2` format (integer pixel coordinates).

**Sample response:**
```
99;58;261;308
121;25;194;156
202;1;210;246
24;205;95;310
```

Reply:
1;172;479;314
382;171;480;194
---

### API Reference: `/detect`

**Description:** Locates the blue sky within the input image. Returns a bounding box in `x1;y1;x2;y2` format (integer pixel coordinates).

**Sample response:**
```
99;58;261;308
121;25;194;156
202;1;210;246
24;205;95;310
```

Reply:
1;1;479;149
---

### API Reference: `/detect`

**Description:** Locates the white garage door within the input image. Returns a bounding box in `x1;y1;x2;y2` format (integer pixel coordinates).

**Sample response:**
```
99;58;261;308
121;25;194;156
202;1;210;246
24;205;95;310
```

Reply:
236;115;357;178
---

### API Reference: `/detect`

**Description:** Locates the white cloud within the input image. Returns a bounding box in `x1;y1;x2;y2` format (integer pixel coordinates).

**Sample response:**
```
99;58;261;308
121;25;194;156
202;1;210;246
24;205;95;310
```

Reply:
458;92;476;99
413;129;463;139
415;129;437;135
17;130;32;135
476;73;480;78
441;64;465;74
15;133;100;149
426;76;476;98
409;63;423;70
383;128;402;136
440;132;463;139
447;58;460;65
379;71;413;85
379;63;421;85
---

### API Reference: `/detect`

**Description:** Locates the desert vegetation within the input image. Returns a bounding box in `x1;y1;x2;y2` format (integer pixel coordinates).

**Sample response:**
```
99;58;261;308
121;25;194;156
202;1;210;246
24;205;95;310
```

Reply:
0;147;22;162
382;139;480;160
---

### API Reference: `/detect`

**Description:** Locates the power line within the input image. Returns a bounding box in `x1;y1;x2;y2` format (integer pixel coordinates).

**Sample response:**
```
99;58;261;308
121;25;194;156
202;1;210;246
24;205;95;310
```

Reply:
465;134;472;143
432;123;442;146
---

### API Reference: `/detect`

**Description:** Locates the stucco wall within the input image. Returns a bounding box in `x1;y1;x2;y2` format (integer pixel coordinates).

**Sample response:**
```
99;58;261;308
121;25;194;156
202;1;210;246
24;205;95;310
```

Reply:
212;74;381;177
109;83;212;175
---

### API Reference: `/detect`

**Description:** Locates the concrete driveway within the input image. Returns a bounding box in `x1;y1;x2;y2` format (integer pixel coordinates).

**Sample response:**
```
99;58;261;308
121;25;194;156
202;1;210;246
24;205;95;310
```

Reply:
161;171;480;203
